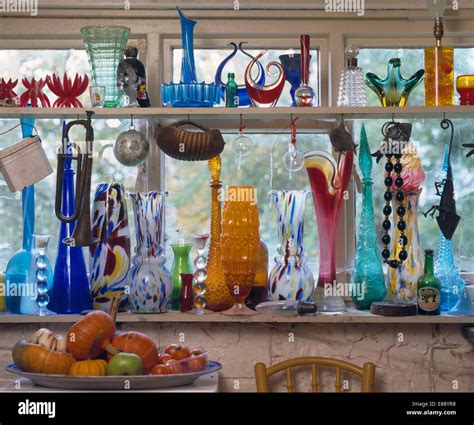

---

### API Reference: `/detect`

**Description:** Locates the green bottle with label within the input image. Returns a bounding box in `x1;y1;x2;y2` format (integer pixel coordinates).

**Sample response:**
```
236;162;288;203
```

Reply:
417;249;441;315
225;73;238;107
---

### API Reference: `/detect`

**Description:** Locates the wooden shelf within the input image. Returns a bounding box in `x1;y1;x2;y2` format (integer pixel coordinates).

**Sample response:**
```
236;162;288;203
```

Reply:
0;106;474;120
0;310;472;324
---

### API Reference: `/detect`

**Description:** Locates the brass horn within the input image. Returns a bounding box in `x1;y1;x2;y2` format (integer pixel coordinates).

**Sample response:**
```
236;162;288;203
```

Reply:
55;111;98;247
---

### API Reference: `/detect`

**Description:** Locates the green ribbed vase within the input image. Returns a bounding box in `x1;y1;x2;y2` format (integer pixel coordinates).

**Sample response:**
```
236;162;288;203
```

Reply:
80;25;130;108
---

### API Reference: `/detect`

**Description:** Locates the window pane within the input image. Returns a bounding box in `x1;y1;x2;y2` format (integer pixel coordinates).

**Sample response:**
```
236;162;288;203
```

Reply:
172;48;320;106
0;50;138;271
165;132;331;278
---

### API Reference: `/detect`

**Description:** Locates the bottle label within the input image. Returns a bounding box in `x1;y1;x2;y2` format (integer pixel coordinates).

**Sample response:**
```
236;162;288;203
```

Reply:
417;287;440;312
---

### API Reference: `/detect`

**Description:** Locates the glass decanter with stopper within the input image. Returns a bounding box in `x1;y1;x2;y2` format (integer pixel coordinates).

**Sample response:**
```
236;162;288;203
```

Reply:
337;45;367;107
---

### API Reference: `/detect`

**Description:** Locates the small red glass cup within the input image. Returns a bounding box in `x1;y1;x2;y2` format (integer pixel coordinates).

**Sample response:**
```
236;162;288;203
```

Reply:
456;75;474;105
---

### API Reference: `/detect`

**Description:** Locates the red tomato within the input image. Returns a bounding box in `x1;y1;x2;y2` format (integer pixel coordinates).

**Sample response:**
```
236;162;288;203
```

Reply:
189;348;204;356
188;355;207;372
164;344;178;356
165;360;183;374
158;354;172;364
151;364;172;375
171;346;191;361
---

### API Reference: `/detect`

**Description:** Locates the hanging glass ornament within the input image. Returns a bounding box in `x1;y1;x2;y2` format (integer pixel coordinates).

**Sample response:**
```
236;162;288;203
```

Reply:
283;118;304;172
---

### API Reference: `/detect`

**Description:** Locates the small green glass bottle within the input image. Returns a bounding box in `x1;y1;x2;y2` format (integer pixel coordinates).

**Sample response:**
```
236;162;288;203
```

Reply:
417;249;441;316
225;73;238;107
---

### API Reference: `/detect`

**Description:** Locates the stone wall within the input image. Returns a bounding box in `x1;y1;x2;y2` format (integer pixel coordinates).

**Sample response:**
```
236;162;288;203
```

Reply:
0;323;472;392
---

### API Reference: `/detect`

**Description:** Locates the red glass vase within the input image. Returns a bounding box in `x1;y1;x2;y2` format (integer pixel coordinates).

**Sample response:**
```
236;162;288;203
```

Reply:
0;78;18;105
304;150;354;313
179;273;194;313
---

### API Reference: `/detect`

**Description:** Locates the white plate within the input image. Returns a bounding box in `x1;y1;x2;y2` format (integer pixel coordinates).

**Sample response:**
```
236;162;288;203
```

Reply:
5;361;222;390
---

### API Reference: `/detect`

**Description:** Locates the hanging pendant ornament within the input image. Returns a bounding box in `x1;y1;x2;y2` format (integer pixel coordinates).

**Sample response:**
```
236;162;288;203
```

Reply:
113;115;150;167
283;117;304;172
423;118;460;240
372;121;412;268
233;115;253;170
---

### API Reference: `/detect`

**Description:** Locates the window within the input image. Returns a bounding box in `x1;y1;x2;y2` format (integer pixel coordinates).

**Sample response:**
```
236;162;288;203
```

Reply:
0;50;135;270
356;47;474;272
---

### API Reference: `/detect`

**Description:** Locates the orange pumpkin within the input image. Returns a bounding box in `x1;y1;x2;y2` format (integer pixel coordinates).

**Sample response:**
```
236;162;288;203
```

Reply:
66;311;115;360
12;340;76;375
69;359;107;376
107;331;159;374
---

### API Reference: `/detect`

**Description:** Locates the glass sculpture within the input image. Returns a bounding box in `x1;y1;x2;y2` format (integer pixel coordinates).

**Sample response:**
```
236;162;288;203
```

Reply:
365;58;424;107
46;74;89;108
161;7;220;107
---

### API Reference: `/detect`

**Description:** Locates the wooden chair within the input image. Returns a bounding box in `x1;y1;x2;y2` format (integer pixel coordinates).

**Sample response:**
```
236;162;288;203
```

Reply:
254;357;376;393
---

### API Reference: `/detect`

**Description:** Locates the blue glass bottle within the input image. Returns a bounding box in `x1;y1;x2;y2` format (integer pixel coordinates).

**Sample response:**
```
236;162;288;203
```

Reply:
5;117;36;313
435;145;464;312
352;125;386;309
49;126;92;314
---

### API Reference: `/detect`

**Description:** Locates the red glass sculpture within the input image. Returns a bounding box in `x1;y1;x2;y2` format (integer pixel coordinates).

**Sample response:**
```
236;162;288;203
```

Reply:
295;35;315;107
0;78;19;104
19;77;50;107
244;51;285;107
47;74;89;108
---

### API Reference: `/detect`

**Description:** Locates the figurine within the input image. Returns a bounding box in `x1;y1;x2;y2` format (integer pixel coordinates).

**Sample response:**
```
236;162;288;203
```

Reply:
117;46;150;107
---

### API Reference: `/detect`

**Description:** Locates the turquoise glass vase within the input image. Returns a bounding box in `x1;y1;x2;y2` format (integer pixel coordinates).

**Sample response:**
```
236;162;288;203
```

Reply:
351;125;386;309
365;58;424;107
435;145;465;312
170;243;193;311
81;25;130;108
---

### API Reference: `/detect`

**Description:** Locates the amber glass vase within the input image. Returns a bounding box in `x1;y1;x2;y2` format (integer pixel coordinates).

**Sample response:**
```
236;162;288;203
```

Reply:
221;186;260;316
205;156;234;311
424;46;454;106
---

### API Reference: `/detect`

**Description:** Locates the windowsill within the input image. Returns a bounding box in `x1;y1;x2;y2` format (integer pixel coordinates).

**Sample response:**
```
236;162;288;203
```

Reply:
0;309;472;324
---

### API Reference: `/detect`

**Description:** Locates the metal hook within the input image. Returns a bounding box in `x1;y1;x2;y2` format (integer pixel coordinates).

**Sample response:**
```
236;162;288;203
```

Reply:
130;114;134;129
391;113;395;122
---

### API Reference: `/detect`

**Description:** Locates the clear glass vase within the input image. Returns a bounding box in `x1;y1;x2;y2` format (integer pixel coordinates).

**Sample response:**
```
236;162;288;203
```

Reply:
80;25;130;108
337;67;367;107
351;125;386;309
268;190;314;302
304;150;354;313
128;192;172;313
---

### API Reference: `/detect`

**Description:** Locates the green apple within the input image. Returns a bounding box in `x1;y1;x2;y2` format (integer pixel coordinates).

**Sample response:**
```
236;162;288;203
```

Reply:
107;353;143;376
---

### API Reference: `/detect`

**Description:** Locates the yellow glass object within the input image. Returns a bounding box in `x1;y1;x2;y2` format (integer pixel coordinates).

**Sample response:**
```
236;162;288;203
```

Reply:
205;156;234;311
0;272;5;311
424;46;454;106
221;185;260;316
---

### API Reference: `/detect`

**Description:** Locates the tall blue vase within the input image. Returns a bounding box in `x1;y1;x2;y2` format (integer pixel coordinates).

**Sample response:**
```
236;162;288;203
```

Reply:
435;145;465;312
49;133;92;314
279;54;302;107
351;125;386;309
5;117;36;313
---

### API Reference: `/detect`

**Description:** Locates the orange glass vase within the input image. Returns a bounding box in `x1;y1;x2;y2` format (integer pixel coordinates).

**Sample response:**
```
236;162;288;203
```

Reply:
424;46;454;106
205;156;234;311
221;186;260;316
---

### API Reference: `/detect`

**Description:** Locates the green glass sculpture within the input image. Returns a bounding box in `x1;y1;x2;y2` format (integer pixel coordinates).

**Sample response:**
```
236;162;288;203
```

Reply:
351;125;386;309
170;243;193;311
365;58;424;107
81;25;130;108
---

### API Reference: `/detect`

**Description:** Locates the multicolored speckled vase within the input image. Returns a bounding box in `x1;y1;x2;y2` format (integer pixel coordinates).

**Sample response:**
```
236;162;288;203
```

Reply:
89;183;131;311
268;190;314;301
128;192;172;313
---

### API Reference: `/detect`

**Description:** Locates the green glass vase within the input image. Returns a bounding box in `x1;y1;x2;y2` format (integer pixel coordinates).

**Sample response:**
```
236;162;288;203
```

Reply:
81;25;130;108
170;243;193;310
365;58;424;107
351;125;386;309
